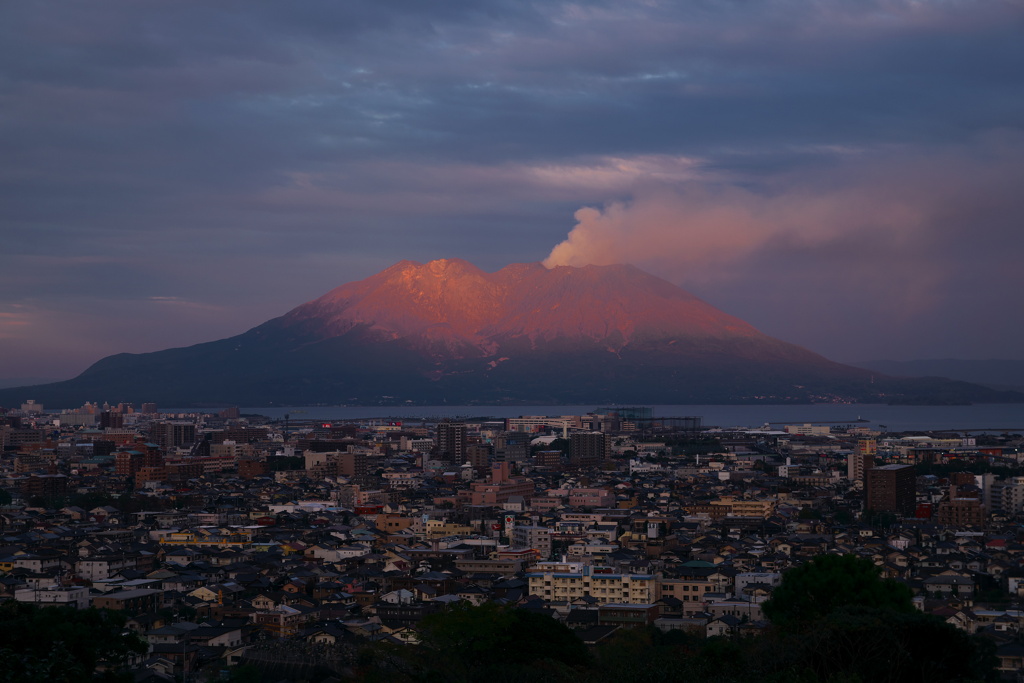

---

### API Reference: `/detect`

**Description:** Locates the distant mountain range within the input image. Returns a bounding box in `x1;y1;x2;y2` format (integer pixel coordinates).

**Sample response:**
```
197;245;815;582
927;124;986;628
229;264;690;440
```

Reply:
1;259;1021;408
852;359;1024;394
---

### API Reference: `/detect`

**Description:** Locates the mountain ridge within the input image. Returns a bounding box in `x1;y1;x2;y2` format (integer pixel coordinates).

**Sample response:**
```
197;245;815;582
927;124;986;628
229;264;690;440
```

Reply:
852;359;1024;394
1;260;1021;408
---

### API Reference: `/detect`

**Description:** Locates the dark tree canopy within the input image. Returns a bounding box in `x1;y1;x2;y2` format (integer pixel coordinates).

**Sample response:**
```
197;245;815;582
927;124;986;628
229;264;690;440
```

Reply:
0;601;147;683
763;554;914;628
417;602;591;670
359;602;591;683
350;590;996;683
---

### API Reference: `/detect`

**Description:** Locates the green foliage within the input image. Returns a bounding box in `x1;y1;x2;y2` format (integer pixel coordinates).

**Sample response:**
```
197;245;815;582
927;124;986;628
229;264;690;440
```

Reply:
0;601;147;683
360;603;591;683
588;626;697;682
67;492;116;510
756;554;997;682
420;603;590;670
763;554;914;629
778;605;996;683
832;508;855;525
798;506;822;520
213;664;263;683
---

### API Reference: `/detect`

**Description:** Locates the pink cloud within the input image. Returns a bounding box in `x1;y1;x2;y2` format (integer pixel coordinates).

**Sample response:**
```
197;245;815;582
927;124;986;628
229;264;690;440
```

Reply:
543;133;1024;347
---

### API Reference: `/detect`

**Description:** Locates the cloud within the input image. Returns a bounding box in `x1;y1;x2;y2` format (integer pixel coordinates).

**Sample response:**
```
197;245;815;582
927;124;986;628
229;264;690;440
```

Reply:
544;133;1024;359
147;296;224;312
1;0;1023;374
543;174;925;279
0;310;32;340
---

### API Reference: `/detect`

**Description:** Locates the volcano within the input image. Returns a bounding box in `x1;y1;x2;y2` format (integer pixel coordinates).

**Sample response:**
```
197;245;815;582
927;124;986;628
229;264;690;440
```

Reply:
2;259;1020;407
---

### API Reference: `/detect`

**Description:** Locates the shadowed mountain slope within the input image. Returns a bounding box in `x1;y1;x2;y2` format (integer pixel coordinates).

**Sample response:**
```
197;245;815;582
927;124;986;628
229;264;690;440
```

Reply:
2;260;1021;407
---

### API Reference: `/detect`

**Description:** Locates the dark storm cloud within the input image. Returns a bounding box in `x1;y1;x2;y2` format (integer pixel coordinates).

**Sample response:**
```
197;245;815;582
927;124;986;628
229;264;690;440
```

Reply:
1;0;1022;378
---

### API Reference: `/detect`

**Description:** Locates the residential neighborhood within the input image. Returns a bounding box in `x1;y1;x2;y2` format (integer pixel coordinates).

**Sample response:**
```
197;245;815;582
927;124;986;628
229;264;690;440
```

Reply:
2;401;1024;681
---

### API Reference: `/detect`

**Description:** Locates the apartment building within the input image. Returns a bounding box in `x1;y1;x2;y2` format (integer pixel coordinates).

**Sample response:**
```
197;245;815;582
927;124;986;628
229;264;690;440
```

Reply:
526;566;657;604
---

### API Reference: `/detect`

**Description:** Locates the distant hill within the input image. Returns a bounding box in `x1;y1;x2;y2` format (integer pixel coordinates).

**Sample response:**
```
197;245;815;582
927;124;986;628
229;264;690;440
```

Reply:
852;359;1024;393
1;260;1021;408
0;377;62;390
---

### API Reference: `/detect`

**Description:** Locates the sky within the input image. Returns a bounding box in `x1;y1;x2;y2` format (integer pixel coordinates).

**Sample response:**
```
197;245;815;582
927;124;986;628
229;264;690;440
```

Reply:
2;0;1023;383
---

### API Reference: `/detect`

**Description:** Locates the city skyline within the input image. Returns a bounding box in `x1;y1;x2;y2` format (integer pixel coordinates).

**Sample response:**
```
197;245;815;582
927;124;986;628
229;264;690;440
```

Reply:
2;1;1023;382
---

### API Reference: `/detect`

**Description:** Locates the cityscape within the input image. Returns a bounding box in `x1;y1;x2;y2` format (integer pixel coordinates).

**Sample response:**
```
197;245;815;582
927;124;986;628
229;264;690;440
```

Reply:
2;399;1023;680
3;1;1023;681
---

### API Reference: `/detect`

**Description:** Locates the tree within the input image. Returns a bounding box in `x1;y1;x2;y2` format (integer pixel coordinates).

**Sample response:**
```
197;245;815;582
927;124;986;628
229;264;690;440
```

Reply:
364;602;591;682
782;605;997;683
760;554;997;682
419;602;590;668
0;601;147;682
833;509;854;525
797;506;821;520
763;554;913;629
213;664;262;683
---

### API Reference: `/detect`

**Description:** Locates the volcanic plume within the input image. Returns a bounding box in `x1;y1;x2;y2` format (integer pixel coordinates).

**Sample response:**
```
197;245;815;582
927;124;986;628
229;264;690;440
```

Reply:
1;259;1019;407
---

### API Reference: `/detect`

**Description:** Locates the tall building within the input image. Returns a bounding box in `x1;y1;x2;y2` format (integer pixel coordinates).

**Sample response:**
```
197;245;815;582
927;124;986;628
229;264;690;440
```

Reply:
115;450;145;477
150;421;197;451
990;476;1024;515
570;432;608;468
100;411;124;429
466;443;492;476
936;485;986;527
436;421;467;464
847;452;874;482
866;464;916;516
304;450;368;480
533;450;563;468
494;431;531;464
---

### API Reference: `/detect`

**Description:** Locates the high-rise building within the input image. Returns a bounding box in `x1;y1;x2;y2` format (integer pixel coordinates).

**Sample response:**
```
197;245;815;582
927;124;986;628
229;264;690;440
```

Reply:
436;421;467;464
936;485;986;527
115;450;144;477
150;421;197;451
100;411;124;429
304;450;368;480
238;458;270;480
494;431;531;464
866;464;916;516
570;432;608;468
847;452;874;482
466;443;491;476
533;450;563;468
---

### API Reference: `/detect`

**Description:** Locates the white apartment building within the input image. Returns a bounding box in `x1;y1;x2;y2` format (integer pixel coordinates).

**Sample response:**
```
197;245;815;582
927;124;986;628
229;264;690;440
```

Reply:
15;585;90;609
527;567;657;604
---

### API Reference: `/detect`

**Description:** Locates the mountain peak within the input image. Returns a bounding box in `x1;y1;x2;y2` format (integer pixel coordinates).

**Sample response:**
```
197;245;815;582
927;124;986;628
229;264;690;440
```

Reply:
265;259;784;359
5;258;1022;407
